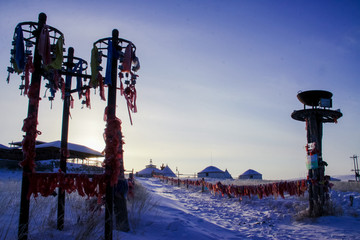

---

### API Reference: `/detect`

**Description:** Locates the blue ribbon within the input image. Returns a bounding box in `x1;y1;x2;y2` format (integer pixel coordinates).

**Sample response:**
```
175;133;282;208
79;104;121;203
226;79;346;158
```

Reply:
104;39;119;85
15;25;25;71
72;60;83;96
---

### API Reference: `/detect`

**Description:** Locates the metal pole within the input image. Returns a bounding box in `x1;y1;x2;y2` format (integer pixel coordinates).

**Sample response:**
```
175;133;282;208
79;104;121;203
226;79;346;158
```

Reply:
105;29;119;240
57;47;74;230
355;156;359;182
352;156;357;180
351;155;359;182
18;12;46;240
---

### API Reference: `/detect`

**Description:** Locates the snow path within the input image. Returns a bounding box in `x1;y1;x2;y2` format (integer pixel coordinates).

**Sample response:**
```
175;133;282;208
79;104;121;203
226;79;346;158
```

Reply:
121;178;360;240
1;170;360;239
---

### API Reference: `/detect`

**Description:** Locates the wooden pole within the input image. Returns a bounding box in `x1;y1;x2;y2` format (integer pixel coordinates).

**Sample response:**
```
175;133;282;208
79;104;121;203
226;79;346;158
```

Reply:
105;29;119;240
306;112;324;216
57;47;74;230
18;12;46;240
114;131;130;231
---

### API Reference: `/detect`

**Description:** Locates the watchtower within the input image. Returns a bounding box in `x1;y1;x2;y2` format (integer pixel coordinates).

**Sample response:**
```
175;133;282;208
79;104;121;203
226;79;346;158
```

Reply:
291;90;342;216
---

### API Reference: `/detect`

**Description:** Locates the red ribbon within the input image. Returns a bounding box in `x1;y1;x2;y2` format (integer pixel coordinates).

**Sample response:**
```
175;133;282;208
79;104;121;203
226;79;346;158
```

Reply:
20;81;42;172
38;25;51;65
154;175;308;200
24;56;34;95
103;112;122;186
98;72;106;101
26;173;108;204
85;87;91;109
122;44;132;73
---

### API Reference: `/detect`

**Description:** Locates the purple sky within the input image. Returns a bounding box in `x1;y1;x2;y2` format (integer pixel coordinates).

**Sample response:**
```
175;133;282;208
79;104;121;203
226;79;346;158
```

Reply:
0;0;359;179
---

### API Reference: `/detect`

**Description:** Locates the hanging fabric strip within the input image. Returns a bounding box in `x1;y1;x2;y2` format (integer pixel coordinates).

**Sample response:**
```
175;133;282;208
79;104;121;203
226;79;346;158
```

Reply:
38;25;51;65
85;87;91;109
61;77;65;100
123;85;137;125
15;25;25;72
119;72;124;95
24;56;34;95
72;60;83;99
98;72;106;101
124;85;137;112
122;43;132;73
90;45;100;87
53;70;60;91
104;40;113;85
70;95;74;109
48;35;64;70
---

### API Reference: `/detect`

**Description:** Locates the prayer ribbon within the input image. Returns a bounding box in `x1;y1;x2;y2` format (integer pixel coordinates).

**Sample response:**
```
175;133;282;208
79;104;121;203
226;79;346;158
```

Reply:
15;25;25;72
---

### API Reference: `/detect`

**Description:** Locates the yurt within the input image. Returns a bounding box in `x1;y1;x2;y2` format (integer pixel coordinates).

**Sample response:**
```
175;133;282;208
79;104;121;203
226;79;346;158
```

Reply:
238;169;262;180
161;165;177;177
136;159;161;177
197;166;232;179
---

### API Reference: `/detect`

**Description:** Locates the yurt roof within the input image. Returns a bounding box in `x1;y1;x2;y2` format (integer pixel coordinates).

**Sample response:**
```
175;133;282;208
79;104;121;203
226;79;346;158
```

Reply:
241;169;262;176
137;167;161;175
224;169;233;178
161;165;176;177
0;140;103;160
198;166;224;174
0;144;10;149
35;141;103;158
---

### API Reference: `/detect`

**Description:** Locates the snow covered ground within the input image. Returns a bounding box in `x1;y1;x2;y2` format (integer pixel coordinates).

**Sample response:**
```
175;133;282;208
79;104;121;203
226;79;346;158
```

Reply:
1;169;360;239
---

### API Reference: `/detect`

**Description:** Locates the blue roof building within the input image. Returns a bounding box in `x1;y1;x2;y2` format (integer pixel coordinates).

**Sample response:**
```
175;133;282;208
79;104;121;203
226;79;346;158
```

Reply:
238;169;262;180
197;166;232;179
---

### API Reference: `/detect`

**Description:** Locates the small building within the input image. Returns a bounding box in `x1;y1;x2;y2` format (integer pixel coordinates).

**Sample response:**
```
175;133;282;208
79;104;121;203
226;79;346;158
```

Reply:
136;159;162;178
136;160;178;178
161;165;177;177
238;169;262;180
0;140;104;169
197;166;232;179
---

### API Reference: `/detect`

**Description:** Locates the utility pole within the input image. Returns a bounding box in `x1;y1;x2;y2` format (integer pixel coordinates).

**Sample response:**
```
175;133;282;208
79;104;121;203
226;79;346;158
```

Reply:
350;155;359;182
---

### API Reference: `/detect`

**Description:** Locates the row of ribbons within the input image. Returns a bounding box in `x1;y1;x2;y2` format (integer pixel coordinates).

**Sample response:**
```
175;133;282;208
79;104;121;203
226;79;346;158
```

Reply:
26;171;135;204
26;172;107;203
154;175;309;200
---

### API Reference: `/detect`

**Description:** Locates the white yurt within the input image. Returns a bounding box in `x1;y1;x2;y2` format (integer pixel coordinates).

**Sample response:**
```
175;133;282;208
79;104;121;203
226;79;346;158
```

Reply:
238;169;262;180
136;159;161;178
197;166;232;179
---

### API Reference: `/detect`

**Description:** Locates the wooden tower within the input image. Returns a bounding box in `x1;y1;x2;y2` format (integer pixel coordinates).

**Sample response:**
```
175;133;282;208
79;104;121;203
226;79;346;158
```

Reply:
291;90;342;216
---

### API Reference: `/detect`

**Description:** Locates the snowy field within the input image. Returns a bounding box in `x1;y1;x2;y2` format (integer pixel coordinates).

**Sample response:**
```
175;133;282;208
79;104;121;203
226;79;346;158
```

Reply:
1;169;360;240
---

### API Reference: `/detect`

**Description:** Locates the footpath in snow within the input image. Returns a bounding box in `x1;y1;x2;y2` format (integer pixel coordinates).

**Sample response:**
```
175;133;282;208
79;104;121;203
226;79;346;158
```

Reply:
1;170;360;239
120;177;360;240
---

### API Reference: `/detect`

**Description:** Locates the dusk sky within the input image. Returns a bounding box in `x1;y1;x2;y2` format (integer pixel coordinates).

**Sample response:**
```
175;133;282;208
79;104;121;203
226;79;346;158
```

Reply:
0;0;359;179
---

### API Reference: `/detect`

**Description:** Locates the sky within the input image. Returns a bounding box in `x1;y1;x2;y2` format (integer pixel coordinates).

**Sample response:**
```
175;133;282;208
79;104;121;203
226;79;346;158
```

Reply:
0;0;359;180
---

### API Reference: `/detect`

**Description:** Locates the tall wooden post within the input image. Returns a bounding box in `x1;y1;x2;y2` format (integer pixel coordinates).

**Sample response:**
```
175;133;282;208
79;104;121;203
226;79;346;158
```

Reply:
18;13;46;240
105;29;119;240
114;131;130;231
306;113;324;215
57;47;74;230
